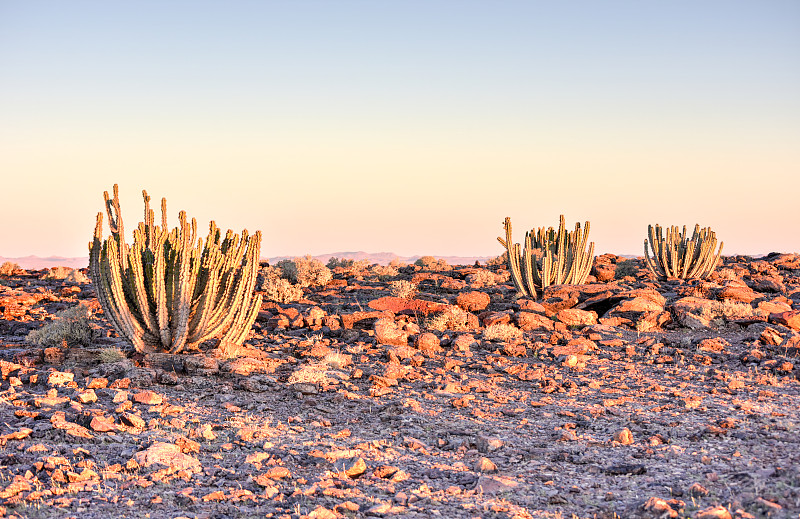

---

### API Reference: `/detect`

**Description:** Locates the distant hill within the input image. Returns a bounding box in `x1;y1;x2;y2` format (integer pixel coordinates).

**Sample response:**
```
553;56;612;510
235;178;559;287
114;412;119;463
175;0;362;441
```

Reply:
1;251;496;270
266;251;494;266
0;256;88;270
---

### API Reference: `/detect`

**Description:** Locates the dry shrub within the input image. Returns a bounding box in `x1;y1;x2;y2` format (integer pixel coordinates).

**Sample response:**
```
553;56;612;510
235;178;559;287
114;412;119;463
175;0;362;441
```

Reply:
414;256;452;272
0;262;20;276
482;323;523;341
27;303;95;347
277;256;332;287
261;277;303;303
368;264;399;280
424;307;471;332
389;280;418;299
99;347;127;363
466;269;499;288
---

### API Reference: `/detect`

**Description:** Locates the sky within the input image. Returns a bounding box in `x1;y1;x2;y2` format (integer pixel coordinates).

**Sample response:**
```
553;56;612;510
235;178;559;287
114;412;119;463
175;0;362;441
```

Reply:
1;1;798;260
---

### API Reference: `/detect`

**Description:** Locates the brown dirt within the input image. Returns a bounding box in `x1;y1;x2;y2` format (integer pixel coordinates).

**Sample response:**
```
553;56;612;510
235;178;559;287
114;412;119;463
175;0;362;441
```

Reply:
0;254;799;519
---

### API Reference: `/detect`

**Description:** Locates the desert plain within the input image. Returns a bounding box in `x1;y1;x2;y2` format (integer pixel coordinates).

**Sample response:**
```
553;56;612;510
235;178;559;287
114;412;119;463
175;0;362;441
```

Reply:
0;253;799;519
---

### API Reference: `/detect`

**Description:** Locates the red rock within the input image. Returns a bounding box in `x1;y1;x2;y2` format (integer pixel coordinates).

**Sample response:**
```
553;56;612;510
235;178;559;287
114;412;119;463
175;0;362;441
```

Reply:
718;283;758;303
109;378;130;389
86;377;108;389
474;457;498;473
516;299;546;312
133;442;201;473
613;428;634;445
89;415;117;432
641;497;679;518
133;390;163;405
515;312;554;332
222;357;279;376
672;297;716;329
552;338;595;356
695;505;733;519
368;296;446;316
50;412;93;439
264;466;292;479
769;310;800;330
47;370;74;386
474;475;519;494
76;389;98;404
374;318;408;346
480;311;512;326
120;412;146;429
0;428;32;443
0;475;32;499
415;333;442;356
555;308;597;327
593;263;616;282
341;310;393;329
455;291;490;312
308;506;338;519
697;337;729;353
452;334;475;353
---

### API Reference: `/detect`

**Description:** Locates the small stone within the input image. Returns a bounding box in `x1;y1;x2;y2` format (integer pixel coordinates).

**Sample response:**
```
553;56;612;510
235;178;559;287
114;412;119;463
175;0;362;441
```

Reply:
640;496;679;518
614;428;634;445
86;377;109;389
769;310;800;330
120;412;146;429
689;483;709;497
474;475;519;494
195;423;216;441
374;318;408;347
334;457;367;479
133;442;201;473
264;466;291;479
415;333;442;356
455;291;490;312
308;506;338;519
133;390;163;405
556;308;597;327
47;370;74;386
695;505;732;519
76;389;98;404
89;415;117;432
474;457;497;473
476;435;504;453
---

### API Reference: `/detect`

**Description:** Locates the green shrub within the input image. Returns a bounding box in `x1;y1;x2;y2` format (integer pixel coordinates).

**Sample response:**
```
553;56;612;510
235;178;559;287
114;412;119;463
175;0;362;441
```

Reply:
614;259;639;279
326;257;354;269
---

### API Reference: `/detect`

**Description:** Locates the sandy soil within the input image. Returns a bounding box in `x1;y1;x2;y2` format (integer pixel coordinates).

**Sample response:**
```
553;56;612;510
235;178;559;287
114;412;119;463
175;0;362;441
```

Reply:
0;254;798;519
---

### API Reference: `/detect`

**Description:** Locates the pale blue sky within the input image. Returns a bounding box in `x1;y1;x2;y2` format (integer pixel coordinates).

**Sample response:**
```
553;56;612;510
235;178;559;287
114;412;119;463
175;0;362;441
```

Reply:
1;1;798;258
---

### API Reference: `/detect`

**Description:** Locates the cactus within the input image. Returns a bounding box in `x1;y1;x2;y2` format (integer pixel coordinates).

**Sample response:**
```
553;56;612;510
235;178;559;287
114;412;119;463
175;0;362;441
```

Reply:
497;215;594;299
644;224;723;281
88;185;262;354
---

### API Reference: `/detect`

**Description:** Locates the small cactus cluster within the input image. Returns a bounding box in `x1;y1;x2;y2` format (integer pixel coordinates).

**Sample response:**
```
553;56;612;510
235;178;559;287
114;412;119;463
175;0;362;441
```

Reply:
644;224;723;281
89;185;262;354
497;215;595;299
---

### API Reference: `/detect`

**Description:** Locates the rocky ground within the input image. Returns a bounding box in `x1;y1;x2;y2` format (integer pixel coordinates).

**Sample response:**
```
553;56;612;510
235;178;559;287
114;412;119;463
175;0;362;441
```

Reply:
0;253;799;519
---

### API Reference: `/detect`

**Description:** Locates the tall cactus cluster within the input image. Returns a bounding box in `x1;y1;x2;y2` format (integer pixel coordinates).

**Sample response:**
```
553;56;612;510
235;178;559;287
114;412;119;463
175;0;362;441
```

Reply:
88;185;262;354
497;215;595;299
644;224;723;281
